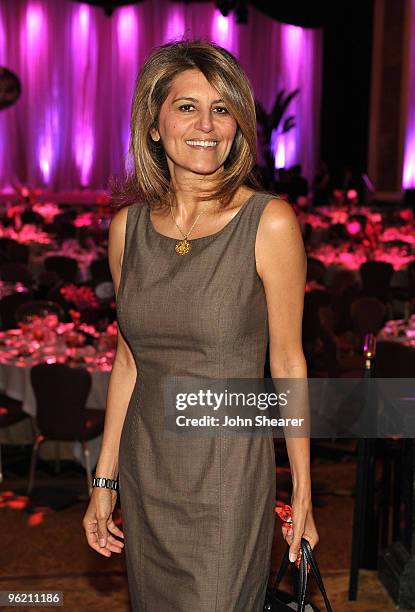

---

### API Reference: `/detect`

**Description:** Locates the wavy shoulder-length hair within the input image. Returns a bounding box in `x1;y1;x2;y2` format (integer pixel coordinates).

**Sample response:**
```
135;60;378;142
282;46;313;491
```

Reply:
110;38;263;211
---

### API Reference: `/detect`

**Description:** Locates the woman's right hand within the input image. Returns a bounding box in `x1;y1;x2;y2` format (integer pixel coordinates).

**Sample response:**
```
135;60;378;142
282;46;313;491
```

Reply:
82;487;124;557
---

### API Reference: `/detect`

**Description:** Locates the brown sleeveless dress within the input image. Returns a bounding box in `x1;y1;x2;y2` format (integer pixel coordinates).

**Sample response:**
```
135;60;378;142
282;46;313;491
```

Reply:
117;191;276;611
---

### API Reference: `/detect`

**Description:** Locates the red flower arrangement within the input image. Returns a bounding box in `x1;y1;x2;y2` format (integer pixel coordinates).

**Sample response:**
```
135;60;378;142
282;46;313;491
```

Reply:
60;284;100;311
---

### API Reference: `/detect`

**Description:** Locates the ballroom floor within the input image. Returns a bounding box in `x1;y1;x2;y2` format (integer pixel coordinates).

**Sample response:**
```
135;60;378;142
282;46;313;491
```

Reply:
0;443;405;611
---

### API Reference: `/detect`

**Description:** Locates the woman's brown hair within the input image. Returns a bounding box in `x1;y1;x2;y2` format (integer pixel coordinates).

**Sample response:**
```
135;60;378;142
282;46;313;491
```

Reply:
110;38;263;211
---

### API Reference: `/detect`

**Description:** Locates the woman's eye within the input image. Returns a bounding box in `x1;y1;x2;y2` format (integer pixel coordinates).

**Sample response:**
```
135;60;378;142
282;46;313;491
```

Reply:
178;104;228;114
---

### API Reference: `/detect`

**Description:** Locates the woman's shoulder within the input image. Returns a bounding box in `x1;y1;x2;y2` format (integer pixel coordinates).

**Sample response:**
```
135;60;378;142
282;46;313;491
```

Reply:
256;193;299;237
108;203;143;248
110;201;146;229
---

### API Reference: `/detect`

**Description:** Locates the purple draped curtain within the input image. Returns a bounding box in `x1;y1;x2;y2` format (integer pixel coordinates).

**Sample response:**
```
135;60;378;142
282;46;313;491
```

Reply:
403;0;415;188
0;0;322;190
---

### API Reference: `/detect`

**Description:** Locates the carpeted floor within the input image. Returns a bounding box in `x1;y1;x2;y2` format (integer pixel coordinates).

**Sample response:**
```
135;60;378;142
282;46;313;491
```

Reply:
0;442;403;611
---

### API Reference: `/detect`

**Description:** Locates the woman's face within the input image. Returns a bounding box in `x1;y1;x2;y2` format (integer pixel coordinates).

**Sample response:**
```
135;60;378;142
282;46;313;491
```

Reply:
150;69;238;179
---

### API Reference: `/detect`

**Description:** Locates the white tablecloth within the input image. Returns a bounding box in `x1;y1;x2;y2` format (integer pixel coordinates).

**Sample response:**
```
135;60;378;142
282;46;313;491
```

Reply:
0;364;110;469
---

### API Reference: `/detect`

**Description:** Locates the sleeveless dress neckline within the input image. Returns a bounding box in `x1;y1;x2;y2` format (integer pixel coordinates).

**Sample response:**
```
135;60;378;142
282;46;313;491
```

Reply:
146;190;258;242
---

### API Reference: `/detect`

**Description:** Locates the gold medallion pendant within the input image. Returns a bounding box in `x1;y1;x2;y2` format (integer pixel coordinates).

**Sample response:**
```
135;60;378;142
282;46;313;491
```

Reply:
175;239;191;256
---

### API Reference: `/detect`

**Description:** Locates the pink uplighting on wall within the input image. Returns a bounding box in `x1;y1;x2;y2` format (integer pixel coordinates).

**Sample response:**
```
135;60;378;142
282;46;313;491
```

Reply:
164;5;186;42
2;0;322;189
211;10;238;55
403;0;415;188
116;6;139;158
0;5;7;182
71;3;96;186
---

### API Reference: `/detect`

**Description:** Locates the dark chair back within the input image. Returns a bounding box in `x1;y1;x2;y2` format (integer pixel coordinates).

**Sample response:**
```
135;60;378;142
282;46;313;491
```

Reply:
44;256;79;283
5;240;29;264
0;293;33;329
89;258;111;285
15;300;65;324
409;261;415;299
360;261;394;301
306;257;326;285
351;297;386;342
374;341;415;378
0;262;32;286
30;363;92;440
21;211;44;227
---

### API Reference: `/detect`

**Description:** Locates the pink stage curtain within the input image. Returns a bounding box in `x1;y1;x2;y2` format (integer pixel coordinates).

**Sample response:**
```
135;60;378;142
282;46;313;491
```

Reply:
0;0;322;190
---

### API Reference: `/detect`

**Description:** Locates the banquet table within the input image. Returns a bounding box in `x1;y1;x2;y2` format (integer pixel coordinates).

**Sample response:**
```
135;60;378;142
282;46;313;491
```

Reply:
306;244;411;288
29;240;107;283
0;324;114;469
377;315;415;348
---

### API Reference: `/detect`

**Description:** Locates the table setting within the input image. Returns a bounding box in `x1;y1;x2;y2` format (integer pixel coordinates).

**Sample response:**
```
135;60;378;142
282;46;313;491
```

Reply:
377;314;415;348
0;314;117;467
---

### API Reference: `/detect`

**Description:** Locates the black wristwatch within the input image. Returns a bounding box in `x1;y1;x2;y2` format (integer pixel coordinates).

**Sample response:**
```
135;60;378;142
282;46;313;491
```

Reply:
92;476;119;491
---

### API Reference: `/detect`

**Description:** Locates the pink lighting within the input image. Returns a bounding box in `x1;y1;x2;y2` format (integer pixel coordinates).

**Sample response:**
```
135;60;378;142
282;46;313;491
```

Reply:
346;220;361;235
164;6;185;41
38;105;58;183
216;14;229;36
78;3;90;32
117;6;136;40
0;5;5;62
2;0;321;189
211;9;238;53
272;130;286;169
116;6;139;161
0;6;6;183
71;4;96;186
26;3;43;43
403;0;415;188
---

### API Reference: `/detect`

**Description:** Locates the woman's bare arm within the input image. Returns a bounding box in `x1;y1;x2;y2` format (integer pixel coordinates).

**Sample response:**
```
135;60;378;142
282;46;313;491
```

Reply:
256;198;318;559
94;205;137;480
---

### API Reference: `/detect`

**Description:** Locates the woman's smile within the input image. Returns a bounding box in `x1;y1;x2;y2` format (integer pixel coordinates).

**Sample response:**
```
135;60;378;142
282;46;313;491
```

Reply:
185;139;219;150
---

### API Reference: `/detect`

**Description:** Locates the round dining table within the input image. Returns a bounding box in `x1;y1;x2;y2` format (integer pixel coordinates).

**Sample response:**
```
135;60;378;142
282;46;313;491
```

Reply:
0;325;113;469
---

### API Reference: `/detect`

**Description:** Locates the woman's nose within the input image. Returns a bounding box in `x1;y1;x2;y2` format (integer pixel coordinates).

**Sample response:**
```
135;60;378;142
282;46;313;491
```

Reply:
195;109;214;131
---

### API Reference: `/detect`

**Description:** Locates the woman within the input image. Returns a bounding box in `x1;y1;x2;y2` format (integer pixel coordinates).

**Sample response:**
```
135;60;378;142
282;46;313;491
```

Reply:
82;39;318;611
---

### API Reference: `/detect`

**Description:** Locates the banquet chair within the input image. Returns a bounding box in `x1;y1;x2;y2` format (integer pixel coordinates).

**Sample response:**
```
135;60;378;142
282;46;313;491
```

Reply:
0;238;15;261
329;269;360;296
5;241;29;265
44;256;79;283
360;261;394;302
350;297;386;345
89;258;112;286
306;257;326;286
0;262;33;287
0;393;33;483
20;210;44;227
408;261;415;299
349;341;415;598
374;340;415;378
0;293;33;330
28;363;105;496
374;343;415;568
15;300;65;324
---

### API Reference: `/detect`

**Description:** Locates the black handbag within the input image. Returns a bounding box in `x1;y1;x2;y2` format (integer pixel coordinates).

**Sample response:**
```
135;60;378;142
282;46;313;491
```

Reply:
263;538;333;611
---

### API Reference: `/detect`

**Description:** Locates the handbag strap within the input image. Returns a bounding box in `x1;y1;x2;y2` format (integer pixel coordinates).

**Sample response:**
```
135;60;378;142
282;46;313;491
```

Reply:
272;547;290;588
301;538;333;612
270;539;333;612
271;545;308;612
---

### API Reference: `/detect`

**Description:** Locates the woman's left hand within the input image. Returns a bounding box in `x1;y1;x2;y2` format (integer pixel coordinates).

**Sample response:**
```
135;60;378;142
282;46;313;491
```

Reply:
281;494;319;564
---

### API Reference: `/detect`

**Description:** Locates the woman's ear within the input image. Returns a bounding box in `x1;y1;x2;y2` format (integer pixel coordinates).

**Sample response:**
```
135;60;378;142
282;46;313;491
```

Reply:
150;127;160;142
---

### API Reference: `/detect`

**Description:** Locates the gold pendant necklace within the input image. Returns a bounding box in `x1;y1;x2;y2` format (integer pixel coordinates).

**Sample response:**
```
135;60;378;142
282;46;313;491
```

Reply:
169;192;213;256
175;238;191;256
